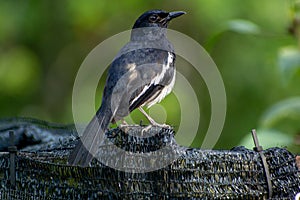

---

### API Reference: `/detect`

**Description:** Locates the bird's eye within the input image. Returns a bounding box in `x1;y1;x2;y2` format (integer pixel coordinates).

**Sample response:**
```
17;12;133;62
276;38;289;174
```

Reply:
149;15;158;22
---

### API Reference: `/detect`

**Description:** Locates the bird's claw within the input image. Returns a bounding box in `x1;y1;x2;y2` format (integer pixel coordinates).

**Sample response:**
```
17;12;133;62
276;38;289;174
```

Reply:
141;123;172;134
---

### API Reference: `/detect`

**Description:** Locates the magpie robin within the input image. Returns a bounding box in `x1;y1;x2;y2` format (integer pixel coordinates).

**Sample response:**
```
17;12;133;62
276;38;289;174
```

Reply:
68;10;185;166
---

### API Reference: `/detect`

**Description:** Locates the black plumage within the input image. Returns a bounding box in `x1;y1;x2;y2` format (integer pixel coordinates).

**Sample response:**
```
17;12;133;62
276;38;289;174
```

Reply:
69;9;185;166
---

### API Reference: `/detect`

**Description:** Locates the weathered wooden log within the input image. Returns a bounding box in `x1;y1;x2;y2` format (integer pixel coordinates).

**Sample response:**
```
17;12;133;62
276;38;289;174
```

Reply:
0;118;299;199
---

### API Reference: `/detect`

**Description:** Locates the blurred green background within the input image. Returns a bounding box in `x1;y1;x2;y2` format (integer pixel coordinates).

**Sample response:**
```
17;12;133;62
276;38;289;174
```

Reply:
1;0;300;153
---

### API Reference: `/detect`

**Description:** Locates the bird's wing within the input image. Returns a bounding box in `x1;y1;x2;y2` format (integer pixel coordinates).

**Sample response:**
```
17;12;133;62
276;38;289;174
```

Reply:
129;57;175;111
129;83;164;112
104;48;174;120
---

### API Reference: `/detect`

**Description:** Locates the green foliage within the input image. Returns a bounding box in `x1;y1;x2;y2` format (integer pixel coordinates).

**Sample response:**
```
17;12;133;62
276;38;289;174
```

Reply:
0;0;299;152
206;19;261;52
226;19;261;35
239;129;293;149
259;97;300;133
237;0;300;152
239;97;300;151
278;46;300;82
67;1;106;30
0;47;40;96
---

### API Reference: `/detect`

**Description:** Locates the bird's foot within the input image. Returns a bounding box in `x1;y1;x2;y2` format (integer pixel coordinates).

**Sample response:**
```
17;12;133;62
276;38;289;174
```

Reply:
141;124;152;134
118;120;130;133
141;123;172;134
150;121;171;129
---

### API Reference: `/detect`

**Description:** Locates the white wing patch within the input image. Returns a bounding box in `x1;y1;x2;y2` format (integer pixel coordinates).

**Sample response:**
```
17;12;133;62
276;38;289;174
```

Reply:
130;52;175;108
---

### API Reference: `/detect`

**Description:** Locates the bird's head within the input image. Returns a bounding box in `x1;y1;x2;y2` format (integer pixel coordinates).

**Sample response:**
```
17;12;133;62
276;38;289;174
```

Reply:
133;10;186;29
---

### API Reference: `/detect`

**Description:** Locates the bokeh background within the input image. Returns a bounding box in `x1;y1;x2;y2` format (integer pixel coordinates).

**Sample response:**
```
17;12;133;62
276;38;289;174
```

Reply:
1;0;299;153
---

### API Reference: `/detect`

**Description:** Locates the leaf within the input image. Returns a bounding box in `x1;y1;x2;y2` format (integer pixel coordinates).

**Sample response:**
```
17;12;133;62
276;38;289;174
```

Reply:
259;97;300;129
278;46;300;82
238;129;293;149
226;19;261;34
205;19;260;52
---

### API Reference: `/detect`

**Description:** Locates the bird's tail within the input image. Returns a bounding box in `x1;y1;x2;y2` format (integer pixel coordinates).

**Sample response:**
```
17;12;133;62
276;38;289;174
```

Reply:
68;107;112;166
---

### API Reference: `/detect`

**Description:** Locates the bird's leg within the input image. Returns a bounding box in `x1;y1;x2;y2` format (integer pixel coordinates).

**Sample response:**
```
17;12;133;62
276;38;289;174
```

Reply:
121;119;129;126
118;119;130;132
138;107;157;125
138;107;171;129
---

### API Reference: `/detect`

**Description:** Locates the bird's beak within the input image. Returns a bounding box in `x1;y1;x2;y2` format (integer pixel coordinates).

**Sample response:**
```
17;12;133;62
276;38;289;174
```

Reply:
167;11;186;21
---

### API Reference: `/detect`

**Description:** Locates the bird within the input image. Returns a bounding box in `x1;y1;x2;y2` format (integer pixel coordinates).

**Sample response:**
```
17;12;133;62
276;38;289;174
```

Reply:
68;9;185;166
